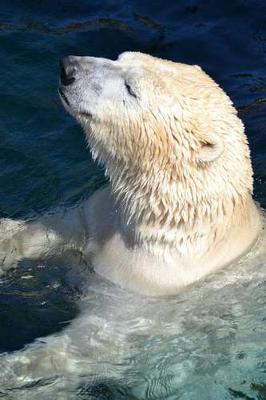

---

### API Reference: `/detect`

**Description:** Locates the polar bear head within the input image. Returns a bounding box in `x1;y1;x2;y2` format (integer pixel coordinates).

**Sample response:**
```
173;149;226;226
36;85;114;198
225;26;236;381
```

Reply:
59;52;253;230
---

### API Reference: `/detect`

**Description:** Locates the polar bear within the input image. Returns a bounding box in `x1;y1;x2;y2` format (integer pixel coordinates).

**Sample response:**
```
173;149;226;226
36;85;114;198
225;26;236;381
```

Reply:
0;52;263;394
0;51;261;296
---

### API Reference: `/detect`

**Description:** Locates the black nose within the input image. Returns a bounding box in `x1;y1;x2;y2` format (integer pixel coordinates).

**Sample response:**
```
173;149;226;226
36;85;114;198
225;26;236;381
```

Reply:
60;57;77;86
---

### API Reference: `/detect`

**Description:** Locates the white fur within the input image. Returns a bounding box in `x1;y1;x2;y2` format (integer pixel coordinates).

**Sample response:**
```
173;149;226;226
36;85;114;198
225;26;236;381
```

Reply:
1;52;262;294
0;52;264;393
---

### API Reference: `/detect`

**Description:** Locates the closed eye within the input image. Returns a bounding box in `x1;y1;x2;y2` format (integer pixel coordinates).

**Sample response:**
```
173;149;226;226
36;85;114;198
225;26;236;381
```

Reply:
125;82;138;99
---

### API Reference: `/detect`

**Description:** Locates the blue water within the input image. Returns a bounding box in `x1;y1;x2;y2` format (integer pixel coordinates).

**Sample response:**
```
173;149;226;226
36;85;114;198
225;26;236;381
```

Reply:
0;0;265;398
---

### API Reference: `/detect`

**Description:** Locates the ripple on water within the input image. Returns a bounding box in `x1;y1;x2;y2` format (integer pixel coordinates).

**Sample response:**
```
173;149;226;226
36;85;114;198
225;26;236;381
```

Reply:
0;0;266;399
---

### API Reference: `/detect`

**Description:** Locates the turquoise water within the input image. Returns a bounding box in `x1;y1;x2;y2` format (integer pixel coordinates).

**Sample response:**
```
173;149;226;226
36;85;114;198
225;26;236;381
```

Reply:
0;0;265;398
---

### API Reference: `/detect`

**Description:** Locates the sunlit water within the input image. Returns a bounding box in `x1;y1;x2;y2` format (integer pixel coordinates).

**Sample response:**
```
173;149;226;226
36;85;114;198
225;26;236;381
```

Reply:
0;0;265;399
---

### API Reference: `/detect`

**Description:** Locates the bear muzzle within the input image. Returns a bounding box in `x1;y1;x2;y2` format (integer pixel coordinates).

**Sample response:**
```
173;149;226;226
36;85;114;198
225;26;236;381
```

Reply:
59;56;78;86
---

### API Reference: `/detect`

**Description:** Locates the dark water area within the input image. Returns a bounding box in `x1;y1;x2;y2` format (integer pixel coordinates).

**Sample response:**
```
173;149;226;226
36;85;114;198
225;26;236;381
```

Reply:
0;0;265;398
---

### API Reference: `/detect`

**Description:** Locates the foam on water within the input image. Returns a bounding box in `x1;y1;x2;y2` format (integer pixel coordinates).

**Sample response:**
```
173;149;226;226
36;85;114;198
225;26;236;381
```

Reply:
0;0;265;398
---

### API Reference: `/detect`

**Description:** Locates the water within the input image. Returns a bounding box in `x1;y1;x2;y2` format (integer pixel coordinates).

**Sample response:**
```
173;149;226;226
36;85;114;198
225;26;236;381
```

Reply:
0;0;265;398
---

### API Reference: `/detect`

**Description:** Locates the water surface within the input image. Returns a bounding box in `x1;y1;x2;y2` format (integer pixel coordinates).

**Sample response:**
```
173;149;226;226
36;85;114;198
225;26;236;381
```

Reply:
0;0;265;398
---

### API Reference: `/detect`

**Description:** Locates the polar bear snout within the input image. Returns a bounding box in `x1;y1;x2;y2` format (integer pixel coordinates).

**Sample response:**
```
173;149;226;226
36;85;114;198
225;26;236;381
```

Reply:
60;57;78;86
58;55;87;113
59;55;127;120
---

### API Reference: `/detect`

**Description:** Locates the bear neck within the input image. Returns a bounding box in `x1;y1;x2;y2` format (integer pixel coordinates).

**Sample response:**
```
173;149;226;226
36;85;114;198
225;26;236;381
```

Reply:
108;163;251;257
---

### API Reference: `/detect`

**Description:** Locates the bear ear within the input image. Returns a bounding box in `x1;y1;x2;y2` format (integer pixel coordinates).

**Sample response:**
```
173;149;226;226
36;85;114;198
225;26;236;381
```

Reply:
193;65;202;71
196;132;224;164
